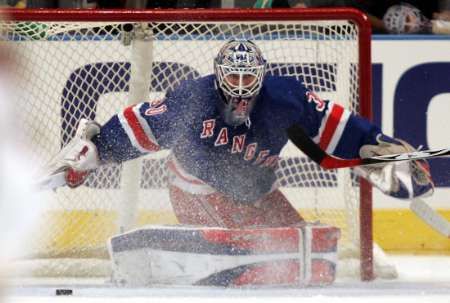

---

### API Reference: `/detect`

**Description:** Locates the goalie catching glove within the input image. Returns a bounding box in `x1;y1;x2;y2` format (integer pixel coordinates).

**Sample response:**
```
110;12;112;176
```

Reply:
356;135;434;199
41;119;101;189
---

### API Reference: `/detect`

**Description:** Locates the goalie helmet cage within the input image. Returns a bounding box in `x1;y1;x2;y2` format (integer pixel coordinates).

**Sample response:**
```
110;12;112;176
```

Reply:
3;8;377;282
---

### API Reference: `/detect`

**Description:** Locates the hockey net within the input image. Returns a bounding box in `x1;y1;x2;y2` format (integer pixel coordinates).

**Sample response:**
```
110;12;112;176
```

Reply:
2;8;394;282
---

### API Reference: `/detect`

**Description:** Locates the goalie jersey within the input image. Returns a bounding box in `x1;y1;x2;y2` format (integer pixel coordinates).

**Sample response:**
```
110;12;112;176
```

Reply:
92;75;382;202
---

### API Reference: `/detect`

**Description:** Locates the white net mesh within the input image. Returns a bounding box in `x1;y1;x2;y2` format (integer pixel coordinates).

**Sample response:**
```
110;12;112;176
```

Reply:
2;15;372;279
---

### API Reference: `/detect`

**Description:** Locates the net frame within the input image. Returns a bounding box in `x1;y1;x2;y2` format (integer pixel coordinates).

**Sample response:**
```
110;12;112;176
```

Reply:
2;7;374;281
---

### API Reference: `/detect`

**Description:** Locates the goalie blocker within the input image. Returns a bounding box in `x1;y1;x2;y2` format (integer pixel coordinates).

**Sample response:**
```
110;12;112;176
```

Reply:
108;224;340;287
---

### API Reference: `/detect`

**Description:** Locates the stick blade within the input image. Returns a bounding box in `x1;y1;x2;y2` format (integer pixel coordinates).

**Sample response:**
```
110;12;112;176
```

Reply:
34;170;67;191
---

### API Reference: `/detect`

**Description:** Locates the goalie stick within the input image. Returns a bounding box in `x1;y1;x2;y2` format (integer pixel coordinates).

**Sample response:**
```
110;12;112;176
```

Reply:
286;124;450;169
410;198;450;238
34;169;67;191
287;124;450;237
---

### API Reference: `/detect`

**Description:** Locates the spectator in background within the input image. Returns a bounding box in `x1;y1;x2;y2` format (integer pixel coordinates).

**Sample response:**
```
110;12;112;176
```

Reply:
435;0;450;19
9;0;450;34
0;0;25;7
253;0;290;8
252;1;392;32
22;0;219;8
382;2;450;34
96;0;218;9
252;1;450;34
145;0;215;8
382;3;431;34
24;0;97;8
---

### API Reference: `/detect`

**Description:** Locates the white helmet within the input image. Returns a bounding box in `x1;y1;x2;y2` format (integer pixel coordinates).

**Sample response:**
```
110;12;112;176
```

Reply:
383;3;430;34
214;40;266;126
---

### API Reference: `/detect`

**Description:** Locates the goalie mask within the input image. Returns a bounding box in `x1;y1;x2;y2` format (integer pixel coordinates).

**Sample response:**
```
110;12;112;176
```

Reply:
214;40;266;126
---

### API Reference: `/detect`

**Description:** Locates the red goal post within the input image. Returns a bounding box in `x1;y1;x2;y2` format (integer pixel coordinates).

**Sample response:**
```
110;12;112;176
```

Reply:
2;8;377;282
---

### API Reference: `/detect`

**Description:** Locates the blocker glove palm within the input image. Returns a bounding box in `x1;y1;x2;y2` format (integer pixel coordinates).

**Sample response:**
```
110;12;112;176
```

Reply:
41;118;101;188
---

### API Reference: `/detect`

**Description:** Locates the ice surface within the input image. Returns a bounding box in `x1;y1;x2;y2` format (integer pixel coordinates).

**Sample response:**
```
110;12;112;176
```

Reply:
3;255;450;303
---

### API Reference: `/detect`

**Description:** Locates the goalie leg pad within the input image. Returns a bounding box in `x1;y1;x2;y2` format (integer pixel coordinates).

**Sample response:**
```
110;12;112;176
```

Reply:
108;224;340;287
169;185;304;228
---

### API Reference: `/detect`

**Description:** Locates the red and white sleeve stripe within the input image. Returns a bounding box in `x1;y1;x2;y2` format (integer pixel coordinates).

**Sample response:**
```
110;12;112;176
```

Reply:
312;102;351;155
117;103;160;153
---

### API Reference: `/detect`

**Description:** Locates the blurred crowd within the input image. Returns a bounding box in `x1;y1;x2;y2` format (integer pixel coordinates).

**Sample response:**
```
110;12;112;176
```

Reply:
1;0;450;34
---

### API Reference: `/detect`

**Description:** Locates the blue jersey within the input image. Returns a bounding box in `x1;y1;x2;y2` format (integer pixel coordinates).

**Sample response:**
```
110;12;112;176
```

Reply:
92;75;381;202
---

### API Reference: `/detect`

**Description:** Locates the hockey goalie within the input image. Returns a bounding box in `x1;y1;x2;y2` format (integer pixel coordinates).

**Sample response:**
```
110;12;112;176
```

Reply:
40;39;434;287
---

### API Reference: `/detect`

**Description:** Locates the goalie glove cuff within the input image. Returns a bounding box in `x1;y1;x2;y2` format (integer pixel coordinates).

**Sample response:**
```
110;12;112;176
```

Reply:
75;118;101;141
359;134;414;160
